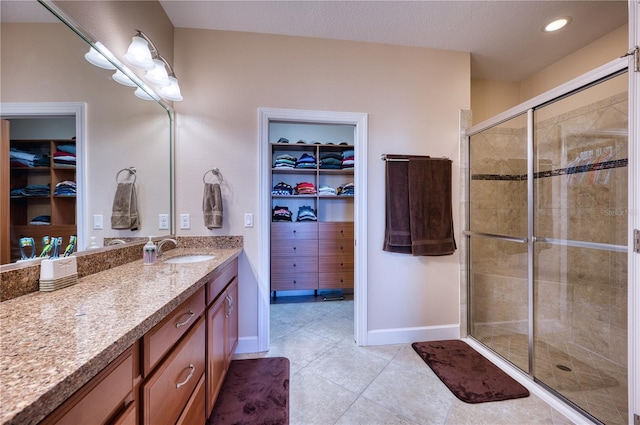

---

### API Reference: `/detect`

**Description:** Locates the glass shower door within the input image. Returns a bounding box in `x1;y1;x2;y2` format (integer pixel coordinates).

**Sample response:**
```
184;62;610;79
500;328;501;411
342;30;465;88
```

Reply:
533;72;628;425
468;113;530;373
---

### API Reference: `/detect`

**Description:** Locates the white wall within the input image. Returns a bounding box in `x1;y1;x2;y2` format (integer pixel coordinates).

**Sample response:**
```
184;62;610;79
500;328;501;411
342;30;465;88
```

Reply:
173;29;470;349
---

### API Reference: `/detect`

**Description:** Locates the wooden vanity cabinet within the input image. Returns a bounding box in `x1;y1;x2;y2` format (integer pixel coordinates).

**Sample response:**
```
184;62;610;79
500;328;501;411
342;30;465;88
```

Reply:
41;342;139;425
205;259;239;418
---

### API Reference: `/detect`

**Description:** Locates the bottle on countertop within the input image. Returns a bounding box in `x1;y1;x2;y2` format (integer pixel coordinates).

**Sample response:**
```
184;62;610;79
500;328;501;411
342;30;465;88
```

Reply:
143;237;157;265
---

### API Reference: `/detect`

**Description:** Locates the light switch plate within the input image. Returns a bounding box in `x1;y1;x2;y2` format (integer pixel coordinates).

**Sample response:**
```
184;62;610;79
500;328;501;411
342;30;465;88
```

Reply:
180;214;191;230
158;214;169;230
244;213;254;228
93;214;103;230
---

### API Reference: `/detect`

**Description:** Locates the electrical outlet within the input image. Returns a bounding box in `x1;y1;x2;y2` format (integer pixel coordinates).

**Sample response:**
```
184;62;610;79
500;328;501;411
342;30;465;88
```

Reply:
180;214;191;230
158;214;169;230
244;213;254;228
93;214;103;230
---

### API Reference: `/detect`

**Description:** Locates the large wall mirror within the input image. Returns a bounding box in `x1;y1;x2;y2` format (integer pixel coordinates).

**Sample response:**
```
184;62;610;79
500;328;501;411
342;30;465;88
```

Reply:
0;0;173;264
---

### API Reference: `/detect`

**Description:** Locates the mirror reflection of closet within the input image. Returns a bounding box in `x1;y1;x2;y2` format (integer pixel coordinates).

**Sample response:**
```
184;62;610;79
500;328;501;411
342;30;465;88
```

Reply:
0;1;172;264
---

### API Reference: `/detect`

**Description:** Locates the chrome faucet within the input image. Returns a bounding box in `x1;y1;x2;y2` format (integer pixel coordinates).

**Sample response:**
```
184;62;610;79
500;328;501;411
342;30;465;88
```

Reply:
157;238;178;256
107;239;127;245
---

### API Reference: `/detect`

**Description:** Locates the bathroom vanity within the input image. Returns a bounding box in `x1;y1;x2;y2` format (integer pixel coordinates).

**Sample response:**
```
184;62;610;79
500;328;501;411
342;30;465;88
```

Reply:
0;242;241;425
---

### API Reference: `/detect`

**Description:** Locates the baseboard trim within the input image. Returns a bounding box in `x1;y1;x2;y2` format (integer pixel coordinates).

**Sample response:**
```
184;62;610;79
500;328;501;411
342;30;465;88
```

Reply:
235;335;260;354
366;324;460;346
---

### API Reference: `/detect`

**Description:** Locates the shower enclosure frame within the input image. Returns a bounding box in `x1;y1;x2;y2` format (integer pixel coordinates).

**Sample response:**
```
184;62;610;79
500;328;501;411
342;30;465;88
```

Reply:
463;53;636;424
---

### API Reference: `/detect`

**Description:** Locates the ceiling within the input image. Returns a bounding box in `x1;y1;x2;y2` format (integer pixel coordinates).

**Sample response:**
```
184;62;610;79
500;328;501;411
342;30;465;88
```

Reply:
158;0;628;81
1;1;628;82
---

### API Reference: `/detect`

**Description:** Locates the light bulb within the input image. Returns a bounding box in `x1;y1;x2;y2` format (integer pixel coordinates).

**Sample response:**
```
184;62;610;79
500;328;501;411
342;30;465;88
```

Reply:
158;76;183;102
144;59;170;87
112;69;138;87
84;47;116;70
123;36;154;70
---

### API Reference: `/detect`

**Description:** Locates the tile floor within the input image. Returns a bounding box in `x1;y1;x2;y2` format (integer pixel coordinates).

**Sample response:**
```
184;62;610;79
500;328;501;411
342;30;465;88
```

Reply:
234;297;580;425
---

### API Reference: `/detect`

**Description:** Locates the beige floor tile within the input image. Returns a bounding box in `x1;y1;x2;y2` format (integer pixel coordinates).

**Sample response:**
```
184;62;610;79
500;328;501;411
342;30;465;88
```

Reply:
335;396;419;425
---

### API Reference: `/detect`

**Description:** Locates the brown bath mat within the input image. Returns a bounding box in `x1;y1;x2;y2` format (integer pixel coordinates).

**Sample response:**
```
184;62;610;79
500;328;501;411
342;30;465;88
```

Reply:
207;357;290;425
412;340;529;403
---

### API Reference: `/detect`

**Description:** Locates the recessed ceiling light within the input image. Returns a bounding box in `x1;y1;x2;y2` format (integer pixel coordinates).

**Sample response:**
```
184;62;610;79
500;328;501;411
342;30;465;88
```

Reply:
544;17;571;32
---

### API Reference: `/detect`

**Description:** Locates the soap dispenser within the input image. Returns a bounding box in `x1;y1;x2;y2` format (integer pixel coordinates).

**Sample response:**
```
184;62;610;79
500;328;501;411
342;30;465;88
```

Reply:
143;237;157;265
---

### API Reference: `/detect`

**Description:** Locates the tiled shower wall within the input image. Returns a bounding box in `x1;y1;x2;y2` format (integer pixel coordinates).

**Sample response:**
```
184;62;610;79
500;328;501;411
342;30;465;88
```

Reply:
469;92;628;367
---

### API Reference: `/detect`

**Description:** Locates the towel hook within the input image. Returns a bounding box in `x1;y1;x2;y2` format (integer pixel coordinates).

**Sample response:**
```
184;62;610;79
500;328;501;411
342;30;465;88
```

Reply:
116;167;137;184
203;168;223;184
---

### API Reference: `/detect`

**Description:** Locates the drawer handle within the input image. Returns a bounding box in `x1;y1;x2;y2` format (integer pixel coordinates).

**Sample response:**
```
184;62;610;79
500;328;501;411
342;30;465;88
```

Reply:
340;279;344;283
293;246;297;250
175;311;195;328
293;263;296;267
293;230;297;233
340;262;344;267
225;295;234;318
176;364;196;389
293;280;297;284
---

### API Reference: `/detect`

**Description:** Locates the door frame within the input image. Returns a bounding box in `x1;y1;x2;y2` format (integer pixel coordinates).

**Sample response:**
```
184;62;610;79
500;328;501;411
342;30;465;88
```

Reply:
1;102;86;251
257;107;368;351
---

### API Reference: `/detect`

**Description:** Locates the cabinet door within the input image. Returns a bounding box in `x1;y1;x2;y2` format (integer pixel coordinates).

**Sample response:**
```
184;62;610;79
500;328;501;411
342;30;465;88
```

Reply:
226;278;239;361
176;374;205;425
206;293;227;417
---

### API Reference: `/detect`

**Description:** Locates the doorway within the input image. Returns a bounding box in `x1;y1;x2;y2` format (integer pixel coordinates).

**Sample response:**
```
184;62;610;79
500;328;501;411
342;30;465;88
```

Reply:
466;66;629;424
1;102;86;262
258;108;368;351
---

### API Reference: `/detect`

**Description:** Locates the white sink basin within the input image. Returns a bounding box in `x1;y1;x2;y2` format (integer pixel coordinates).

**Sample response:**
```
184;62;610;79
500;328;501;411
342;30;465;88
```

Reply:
163;254;216;264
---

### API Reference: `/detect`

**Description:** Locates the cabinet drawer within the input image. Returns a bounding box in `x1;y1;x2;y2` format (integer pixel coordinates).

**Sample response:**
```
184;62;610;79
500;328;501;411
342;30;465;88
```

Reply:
271;222;318;240
319;256;354;273
176;374;205;425
319;239;354;255
42;345;135;425
318;222;354;240
271;239;318;257
319;271;354;289
143;287;205;376
271;273;318;291
207;258;238;305
271;256;318;274
143;316;205;425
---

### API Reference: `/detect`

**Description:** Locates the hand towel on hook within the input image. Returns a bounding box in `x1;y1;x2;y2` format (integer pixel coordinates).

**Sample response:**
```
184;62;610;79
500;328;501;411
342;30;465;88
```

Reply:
203;182;223;229
111;182;139;230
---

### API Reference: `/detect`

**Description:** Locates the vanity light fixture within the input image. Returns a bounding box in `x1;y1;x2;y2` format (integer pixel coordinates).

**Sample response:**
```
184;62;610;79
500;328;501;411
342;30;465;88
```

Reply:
122;30;183;102
84;42;117;70
134;85;161;102
543;17;571;32
112;68;138;87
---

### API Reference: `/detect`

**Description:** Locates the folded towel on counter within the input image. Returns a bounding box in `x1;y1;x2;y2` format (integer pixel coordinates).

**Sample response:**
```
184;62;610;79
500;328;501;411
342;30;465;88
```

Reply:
111;182;139;230
203;182;223;229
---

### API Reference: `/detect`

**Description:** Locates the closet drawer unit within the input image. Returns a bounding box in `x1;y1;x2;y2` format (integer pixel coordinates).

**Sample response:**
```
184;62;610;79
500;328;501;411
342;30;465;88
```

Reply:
271;256;318;274
143;286;205;376
318;222;354;240
271;239;318;257
142;316;205;425
271;222;318;240
319;239;354;255
271;273;318;291
319;256;354;273
319;271;354;289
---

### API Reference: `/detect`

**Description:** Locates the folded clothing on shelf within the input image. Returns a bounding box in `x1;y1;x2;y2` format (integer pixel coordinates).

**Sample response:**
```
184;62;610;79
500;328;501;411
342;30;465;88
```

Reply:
337;182;354;196
297;205;317;222
274;153;297;168
295;181;316;195
272;182;294;195
295;153;316;169
54;180;77;196
53;150;76;167
9;148;49;168
10;183;50;197
320;152;343;169
272;205;293;222
30;215;51;225
318;185;337;196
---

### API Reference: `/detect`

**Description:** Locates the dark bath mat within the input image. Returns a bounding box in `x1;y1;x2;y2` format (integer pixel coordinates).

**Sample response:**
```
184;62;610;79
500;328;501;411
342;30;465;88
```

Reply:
412;340;529;403
207;357;290;425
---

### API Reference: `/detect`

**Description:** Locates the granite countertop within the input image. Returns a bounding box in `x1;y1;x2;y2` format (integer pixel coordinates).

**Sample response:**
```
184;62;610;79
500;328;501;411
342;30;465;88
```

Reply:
0;246;242;425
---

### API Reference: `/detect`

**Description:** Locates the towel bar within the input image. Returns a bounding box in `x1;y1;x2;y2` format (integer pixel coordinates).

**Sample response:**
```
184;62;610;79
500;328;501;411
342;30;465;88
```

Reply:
203;168;224;184
116;167;137;183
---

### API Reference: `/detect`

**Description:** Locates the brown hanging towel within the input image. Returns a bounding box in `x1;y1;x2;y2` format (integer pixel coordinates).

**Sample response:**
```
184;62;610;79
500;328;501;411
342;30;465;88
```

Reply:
383;155;456;256
408;158;456;256
383;154;429;254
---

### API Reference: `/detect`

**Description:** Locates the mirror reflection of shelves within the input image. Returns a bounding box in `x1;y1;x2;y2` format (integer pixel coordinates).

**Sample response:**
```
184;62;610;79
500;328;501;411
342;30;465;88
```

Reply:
8;139;77;261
